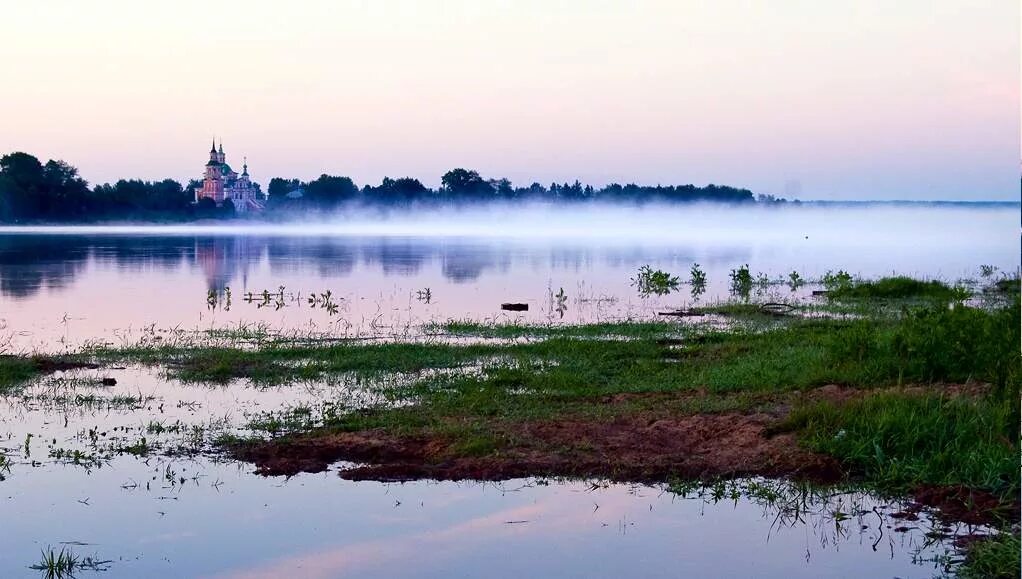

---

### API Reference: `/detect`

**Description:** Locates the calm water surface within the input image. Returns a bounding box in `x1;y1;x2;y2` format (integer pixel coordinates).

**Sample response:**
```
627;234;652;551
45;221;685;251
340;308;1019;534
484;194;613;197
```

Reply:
0;204;1015;577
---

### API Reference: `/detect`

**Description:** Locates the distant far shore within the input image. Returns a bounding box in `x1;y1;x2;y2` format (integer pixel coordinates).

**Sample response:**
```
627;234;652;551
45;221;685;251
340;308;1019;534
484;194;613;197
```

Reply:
2;151;1018;225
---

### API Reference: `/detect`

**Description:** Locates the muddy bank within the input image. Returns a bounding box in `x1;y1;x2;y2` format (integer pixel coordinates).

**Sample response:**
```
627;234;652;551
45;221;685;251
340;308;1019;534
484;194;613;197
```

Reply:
233;412;841;483
230;389;843;482
227;383;1020;528
227;384;995;486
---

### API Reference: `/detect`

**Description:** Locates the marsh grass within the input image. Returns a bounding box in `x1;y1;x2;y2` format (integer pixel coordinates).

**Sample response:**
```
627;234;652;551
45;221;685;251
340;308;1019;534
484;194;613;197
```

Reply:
30;546;111;578
827;276;965;301
433;320;681;341
0;356;41;391
780;392;1019;497
959;532;1021;579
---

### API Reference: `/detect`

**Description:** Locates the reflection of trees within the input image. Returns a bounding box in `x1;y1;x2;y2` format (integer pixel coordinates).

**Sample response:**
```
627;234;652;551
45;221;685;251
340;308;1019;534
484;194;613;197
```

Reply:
0;235;91;298
441;243;509;283
0;234;754;298
360;238;427;276
93;236;190;273
267;238;356;278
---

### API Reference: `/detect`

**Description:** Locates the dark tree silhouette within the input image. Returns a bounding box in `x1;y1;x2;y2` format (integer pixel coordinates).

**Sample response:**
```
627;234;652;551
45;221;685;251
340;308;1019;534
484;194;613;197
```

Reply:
0;151;766;223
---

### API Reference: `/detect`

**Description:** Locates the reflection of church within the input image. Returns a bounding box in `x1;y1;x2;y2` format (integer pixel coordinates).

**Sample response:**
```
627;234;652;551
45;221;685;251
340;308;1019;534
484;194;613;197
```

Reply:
194;237;265;292
194;140;265;213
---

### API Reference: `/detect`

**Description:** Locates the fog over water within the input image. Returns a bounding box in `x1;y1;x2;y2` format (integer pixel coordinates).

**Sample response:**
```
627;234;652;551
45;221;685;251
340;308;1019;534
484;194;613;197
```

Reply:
0;203;1016;350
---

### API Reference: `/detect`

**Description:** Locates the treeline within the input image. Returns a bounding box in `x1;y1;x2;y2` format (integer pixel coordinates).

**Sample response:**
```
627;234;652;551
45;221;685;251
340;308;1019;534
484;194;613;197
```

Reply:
0;153;232;222
0;151;782;223
266;167;759;210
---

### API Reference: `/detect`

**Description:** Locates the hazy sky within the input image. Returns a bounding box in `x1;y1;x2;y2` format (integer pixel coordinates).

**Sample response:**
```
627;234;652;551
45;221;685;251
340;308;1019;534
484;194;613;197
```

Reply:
1;0;1018;200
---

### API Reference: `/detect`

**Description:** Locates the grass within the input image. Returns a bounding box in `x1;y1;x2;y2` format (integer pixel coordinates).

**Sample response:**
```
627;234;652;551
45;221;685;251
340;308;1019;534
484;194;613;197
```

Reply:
959;533;1021;579
780;392;1018;497
827;275;964;300
0;356;42;392
432;320;682;340
211;300;1017;512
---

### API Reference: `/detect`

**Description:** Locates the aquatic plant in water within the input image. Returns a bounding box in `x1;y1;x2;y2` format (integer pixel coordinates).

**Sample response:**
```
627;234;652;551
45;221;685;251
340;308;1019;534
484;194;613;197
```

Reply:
553;287;568;318
787;271;804;292
30;546;111;578
631;265;680;296
729;264;753;298
689;263;707;300
822;270;853;292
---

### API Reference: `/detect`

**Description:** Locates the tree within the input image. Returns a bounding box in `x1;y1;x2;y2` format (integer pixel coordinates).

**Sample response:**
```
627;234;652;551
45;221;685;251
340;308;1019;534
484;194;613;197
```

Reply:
489;178;514;199
0;152;44;189
441;168;493;200
0;152;45;219
195;197;218;218
364;177;430;205
267;177;300;201
304;174;358;207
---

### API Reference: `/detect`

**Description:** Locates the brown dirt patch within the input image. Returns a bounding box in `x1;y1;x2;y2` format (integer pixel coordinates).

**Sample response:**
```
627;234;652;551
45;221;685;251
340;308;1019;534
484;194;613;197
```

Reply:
230;392;840;484
229;384;987;482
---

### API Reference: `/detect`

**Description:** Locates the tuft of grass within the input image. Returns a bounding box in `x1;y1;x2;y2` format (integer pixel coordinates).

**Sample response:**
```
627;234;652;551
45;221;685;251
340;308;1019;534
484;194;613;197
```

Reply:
958;532;1021;579
30;546;111;578
828;276;964;300
781;392;1019;498
0;356;41;392
826;300;1020;397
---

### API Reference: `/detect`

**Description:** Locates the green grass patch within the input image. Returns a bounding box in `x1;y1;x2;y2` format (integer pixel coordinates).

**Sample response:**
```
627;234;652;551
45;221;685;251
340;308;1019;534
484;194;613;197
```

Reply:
433;320;682;340
0;355;40;392
782;392;1019;498
959;532;1021;579
828;276;964;300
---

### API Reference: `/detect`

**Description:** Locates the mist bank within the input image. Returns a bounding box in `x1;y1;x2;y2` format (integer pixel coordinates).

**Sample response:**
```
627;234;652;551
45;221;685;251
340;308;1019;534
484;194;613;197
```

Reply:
0;201;1015;249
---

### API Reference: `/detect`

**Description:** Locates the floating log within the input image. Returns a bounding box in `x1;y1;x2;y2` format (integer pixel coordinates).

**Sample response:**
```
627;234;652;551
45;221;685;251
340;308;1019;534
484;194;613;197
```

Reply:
657;310;705;317
811;290;829;296
501;303;529;311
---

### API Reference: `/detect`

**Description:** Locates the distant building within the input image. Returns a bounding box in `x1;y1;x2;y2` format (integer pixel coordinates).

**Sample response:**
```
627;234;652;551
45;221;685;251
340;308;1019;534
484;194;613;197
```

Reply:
195;140;264;213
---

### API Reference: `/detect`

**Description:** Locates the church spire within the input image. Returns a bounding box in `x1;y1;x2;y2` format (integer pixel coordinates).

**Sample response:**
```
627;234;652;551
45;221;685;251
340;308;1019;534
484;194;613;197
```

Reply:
242;156;248;176
210;137;217;153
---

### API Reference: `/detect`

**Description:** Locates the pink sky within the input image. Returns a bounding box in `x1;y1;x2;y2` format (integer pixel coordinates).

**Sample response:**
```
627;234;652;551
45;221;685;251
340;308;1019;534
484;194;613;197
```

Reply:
1;1;1018;199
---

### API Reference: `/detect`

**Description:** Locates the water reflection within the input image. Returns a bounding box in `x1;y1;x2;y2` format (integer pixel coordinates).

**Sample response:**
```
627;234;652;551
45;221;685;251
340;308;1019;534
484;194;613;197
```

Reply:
0;235;645;297
0;205;1015;350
